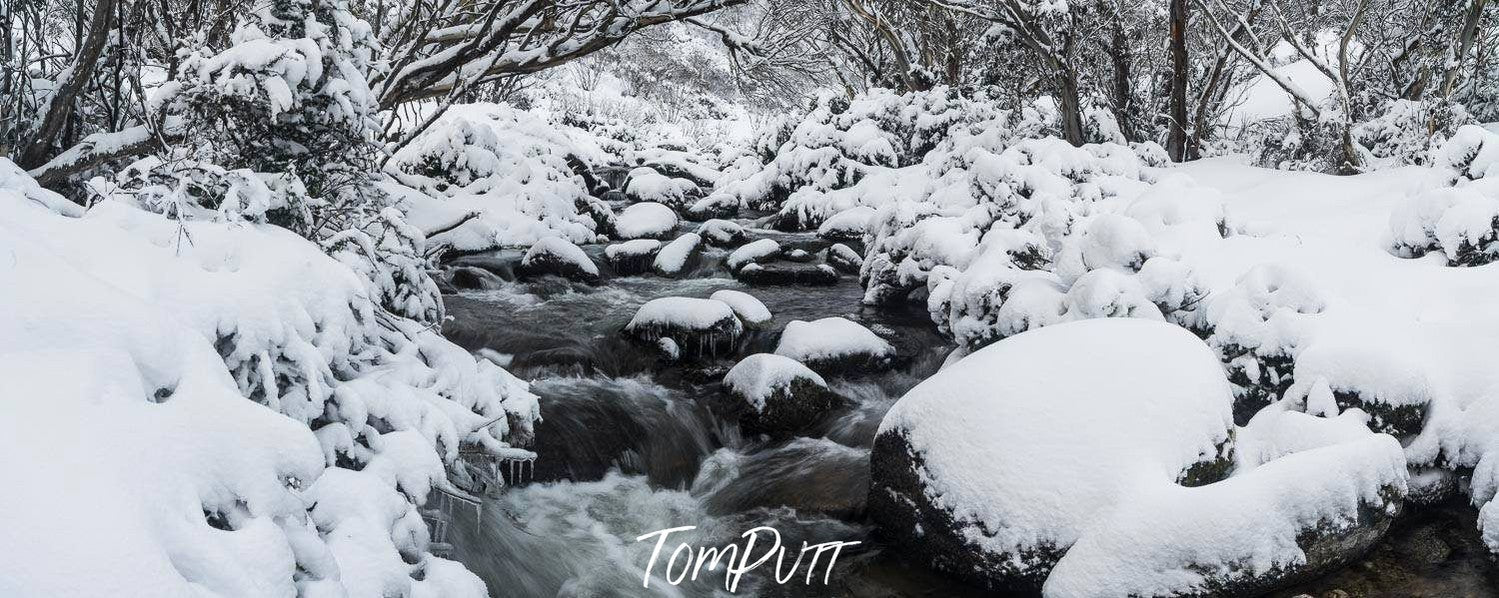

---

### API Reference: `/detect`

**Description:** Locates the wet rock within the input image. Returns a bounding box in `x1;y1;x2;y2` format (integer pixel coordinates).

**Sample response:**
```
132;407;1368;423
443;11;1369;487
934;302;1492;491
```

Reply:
734;262;839;286
603;239;661;276
723;354;843;437
516;237;600;283
448;265;505;290
784;248;815;262
826;243;864;274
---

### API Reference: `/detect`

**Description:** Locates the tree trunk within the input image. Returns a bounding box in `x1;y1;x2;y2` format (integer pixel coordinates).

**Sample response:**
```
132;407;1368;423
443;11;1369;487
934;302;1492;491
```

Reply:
1168;0;1192;161
1107;7;1137;142
1058;72;1086;146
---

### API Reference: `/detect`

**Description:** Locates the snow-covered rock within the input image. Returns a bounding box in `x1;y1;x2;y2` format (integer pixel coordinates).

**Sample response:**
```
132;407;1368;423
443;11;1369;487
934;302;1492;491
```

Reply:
709;289;773;329
604;239;662;275
817;206;876;242
723;354;842;437
517;236;600;282
774;317;895;373
725;238;781;271
624;167;700;209
826;243;863;274
652;233;702;276
614;202;680;240
695;219;747;246
686;192;739;220
869;319;1235;592
734;262;840;286
1045;435;1406;597
623;297;744;357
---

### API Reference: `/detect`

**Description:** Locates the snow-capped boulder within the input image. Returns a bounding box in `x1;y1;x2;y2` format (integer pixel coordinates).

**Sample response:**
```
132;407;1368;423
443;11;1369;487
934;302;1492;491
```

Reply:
1044;435;1406;597
615;202;680;240
604;239;662;276
783;248;815;262
687;193;739;220
623;297;744;357
868;319;1236;592
734;262;840;286
817;206;876;242
825;243;863;274
724;354;842;437
517;236;599;282
710;289;773;329
725;238;781;271
624;167;699;209
696;219;747;247
774;317;896;373
1285;339;1432;437
652;233;702;276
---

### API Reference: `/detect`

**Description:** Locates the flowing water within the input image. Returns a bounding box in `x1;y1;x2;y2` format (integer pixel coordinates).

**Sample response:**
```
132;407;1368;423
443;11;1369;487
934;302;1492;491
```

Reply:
438;217;1498;597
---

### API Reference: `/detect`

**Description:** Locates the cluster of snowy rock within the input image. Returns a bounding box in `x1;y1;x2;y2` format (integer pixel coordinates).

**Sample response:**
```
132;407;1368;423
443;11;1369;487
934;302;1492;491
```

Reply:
0;160;538;596
1388;124;1499;266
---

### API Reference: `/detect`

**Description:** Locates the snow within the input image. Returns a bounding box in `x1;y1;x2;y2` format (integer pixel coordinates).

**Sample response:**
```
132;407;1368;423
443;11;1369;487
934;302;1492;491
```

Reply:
878;319;1235;563
522;236;599;276
817;205;876;240
695;219;744;245
652;233;701;275
723;354;828;412
774;317;894;365
725;238;780;270
614;201;680;239
1044;435;1407;597
625;296;742;332
709;289;772;329
604;238;661;259
1226;59;1336;128
624;167;699;207
0;159;530;596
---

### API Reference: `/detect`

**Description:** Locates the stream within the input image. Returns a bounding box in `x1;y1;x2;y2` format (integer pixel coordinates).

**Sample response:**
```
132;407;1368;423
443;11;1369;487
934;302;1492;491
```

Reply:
436;215;1499;597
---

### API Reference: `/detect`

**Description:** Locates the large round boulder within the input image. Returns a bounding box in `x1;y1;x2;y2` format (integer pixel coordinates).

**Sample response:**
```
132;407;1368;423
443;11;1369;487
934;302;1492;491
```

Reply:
623;297;744;358
615;202;680;240
774;317;896;374
868;319;1237;592
516;237;600;283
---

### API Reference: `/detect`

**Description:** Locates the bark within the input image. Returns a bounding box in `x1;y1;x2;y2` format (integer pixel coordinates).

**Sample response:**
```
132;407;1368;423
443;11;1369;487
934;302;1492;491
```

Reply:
1441;0;1489;98
17;0;118;170
1168;0;1192;160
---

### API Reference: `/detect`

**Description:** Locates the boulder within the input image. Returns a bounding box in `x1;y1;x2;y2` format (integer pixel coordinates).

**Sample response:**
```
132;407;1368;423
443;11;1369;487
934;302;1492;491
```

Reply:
709;289;772;329
623;297;744;358
818;206;876;242
725;238;781;271
774;317;895;373
687;193;739;220
615;202;679;240
723;354;842;437
868;319;1237;592
652;233;702;277
696;219;747;247
826;243;863;274
516;237;600;283
734;262;839;286
604;239;661;276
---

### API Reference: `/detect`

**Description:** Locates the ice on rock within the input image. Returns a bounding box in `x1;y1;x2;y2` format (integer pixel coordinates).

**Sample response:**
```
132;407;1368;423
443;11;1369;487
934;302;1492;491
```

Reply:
869;319;1236;591
710;289;773;329
614;201;680;240
624;297;744;357
652;233;702;276
518;236;599;282
774;317;895;372
725;238;781;271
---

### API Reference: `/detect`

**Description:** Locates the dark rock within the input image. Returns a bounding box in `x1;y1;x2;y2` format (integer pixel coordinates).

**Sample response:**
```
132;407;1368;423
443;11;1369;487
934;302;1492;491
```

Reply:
734;262;839;286
826;243;864;274
515;238;601;283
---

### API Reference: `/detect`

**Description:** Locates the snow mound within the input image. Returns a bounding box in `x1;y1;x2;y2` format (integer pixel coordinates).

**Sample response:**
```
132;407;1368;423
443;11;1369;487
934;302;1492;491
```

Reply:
774;317;894;372
870;319;1234;591
615;201;680;240
709;289;772;329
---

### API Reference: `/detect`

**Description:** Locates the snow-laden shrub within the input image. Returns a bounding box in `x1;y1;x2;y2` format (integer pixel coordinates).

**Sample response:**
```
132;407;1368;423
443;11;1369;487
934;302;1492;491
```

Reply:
5;160;540;595
1389;125;1499;266
389;104;616;252
1353;99;1472;169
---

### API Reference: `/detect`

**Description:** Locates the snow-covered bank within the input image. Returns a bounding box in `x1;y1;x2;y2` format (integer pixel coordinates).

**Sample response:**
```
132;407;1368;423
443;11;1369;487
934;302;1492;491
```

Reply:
0;160;538;595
